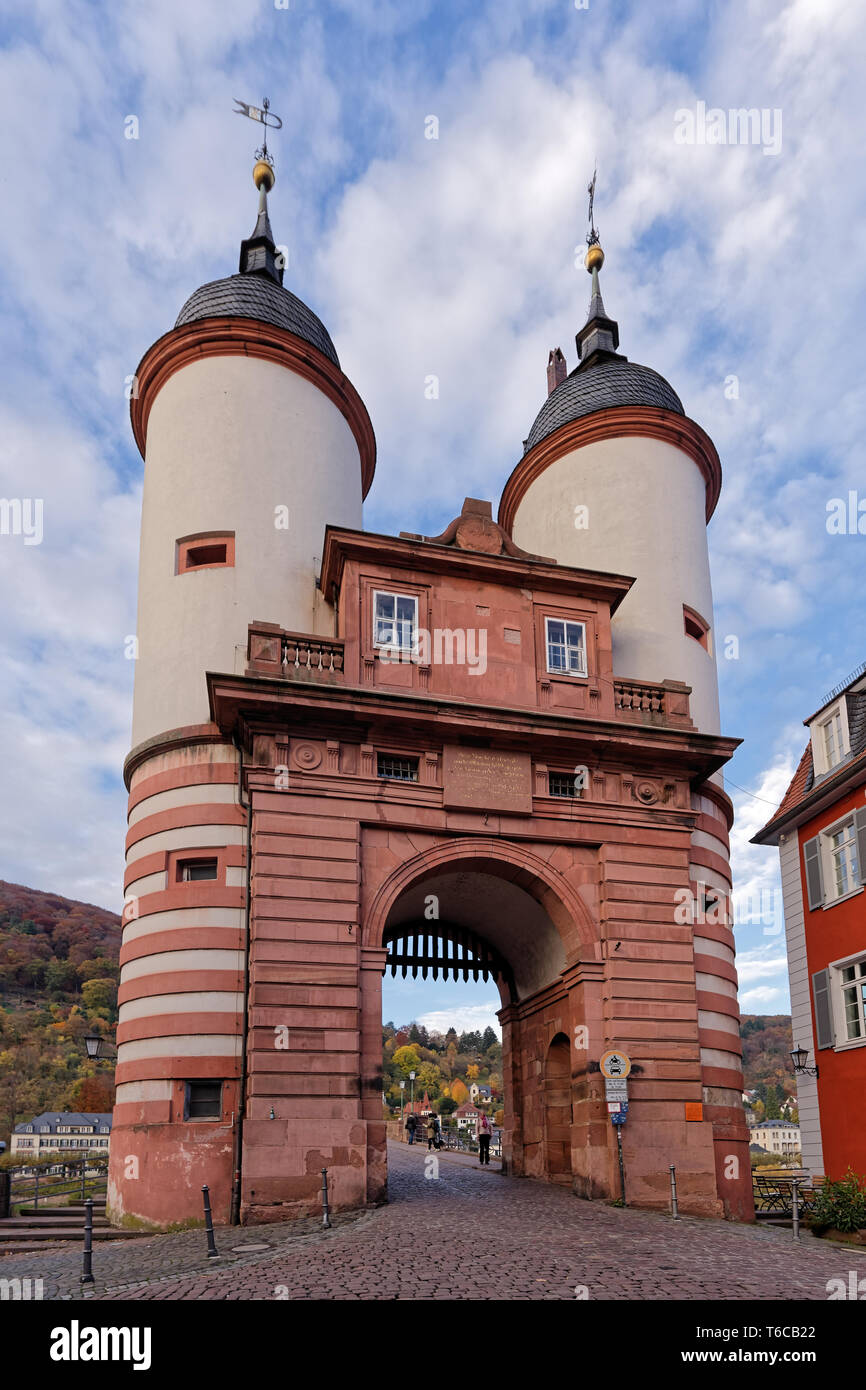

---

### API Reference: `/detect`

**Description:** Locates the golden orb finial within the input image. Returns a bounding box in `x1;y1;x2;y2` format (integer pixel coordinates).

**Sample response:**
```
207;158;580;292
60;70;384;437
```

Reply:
253;159;275;192
585;242;604;273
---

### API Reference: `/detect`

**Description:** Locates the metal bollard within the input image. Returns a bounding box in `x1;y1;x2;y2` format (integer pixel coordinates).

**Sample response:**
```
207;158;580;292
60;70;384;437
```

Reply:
791;1178;801;1243
321;1167;331;1229
81;1197;94;1285
669;1164;680;1220
201;1184;220;1258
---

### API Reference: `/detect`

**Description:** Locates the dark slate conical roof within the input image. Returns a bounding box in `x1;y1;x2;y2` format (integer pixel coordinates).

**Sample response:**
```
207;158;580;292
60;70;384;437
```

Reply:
174;179;340;368
524;359;683;454
175;275;339;367
524;256;682;454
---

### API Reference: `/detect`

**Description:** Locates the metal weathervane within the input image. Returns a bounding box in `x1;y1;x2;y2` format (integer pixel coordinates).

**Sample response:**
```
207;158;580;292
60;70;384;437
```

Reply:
586;165;599;247
233;96;283;166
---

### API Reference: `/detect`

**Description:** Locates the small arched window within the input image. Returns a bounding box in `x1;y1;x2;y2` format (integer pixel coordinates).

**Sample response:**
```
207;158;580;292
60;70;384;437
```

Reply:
176;532;235;574
683;604;710;650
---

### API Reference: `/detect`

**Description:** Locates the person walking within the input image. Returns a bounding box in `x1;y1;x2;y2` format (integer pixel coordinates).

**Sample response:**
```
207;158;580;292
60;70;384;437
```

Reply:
426;1113;441;1151
406;1111;417;1145
476;1109;493;1165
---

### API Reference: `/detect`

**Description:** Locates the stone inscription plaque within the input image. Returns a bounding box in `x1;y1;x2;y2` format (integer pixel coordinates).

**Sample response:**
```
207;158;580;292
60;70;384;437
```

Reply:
442;745;532;814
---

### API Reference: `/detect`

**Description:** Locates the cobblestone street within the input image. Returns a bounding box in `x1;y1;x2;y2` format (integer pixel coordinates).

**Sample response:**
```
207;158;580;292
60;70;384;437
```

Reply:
2;1143;862;1301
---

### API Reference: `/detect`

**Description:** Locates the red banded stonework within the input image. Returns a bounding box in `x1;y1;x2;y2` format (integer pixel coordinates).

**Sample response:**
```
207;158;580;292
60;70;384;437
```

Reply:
108;728;247;1228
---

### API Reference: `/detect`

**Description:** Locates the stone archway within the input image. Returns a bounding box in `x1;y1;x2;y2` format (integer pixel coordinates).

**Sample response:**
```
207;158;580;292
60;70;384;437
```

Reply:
363;836;604;1194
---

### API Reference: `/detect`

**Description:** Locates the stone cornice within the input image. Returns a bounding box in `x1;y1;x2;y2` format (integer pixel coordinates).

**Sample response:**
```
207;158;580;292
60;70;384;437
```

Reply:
497;405;722;535
207;669;741;781
319;525;635;610
129;316;376;499
123;721;229;790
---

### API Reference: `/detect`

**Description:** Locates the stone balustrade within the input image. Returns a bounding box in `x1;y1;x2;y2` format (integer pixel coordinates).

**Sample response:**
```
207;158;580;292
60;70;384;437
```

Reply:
613;677;692;726
247;622;345;681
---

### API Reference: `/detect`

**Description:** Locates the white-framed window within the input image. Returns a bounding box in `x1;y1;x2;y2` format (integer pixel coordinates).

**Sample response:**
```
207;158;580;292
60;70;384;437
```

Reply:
829;820;859;898
545;618;587;677
814;950;866;1052
810;699;849;775
373;591;417;651
803;808;866;909
841;959;866;1042
822;708;844;769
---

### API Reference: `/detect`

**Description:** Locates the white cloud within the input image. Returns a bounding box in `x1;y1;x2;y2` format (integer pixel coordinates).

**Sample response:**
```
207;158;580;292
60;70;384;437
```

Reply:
0;0;864;927
734;949;790;986
417;1004;501;1037
740;985;788;1012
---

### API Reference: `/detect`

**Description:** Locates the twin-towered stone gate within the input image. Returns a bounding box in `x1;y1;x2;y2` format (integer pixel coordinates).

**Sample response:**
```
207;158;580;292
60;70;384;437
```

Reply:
109;163;753;1230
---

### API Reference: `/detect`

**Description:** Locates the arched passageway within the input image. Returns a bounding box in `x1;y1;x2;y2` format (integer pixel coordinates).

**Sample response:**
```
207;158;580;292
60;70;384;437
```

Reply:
369;843;601;1193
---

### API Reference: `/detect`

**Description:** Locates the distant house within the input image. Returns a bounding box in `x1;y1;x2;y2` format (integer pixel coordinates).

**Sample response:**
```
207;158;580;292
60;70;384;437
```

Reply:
749;1119;801;1157
469;1084;492;1104
402;1091;434;1119
454;1102;481;1131
10;1113;112;1160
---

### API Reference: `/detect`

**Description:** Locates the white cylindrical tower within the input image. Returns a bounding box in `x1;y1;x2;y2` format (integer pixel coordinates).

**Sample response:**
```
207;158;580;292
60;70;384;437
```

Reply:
498;237;746;1214
130;168;375;748
499;243;722;735
109;159;375;1229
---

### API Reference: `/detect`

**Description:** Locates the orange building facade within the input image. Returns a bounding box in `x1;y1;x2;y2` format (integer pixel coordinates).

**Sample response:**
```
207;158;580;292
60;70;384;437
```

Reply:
755;666;866;1179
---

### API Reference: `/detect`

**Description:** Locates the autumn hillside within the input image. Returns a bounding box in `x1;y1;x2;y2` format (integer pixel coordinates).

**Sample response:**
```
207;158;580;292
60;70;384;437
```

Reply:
739;1014;795;1099
0;879;121;1144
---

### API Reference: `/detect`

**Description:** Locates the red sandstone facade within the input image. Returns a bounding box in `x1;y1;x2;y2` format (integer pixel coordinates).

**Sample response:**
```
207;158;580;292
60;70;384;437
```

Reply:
109;178;754;1229
111;504;753;1225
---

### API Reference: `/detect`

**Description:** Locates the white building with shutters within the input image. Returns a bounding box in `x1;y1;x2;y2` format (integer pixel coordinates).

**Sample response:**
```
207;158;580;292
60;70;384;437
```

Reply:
753;661;866;1180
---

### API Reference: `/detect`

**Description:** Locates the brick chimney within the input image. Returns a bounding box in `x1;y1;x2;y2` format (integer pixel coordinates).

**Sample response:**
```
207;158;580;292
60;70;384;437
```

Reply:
547;347;567;395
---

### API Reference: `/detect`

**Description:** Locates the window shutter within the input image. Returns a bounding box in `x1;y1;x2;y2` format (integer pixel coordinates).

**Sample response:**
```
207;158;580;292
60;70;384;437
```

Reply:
854;807;866;885
812;969;835;1050
803;835;824;909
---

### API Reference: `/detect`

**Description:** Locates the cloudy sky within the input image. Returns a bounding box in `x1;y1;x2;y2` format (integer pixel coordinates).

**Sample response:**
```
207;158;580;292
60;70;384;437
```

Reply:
1;0;863;1034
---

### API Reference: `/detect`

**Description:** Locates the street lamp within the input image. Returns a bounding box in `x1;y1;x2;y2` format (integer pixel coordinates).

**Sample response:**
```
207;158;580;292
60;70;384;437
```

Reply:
790;1044;819;1078
84;1034;116;1062
409;1071;416;1113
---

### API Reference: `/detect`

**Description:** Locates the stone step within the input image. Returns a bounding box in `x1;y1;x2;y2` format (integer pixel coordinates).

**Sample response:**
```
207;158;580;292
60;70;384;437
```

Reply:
2;1215;110;1228
17;1204;107;1217
0;1226;144;1246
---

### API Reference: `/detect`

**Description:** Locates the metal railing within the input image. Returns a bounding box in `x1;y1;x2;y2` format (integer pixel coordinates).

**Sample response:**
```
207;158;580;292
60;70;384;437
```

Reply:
409;1129;503;1158
6;1159;108;1214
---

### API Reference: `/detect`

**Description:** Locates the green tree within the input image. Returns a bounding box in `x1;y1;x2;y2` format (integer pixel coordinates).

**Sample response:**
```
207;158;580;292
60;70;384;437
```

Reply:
392;1044;422;1077
415;1062;443;1098
81;978;117;1016
45;960;78;994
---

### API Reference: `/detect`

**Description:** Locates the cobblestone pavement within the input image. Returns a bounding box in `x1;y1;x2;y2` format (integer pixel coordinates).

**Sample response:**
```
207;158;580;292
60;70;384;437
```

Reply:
2;1142;863;1301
